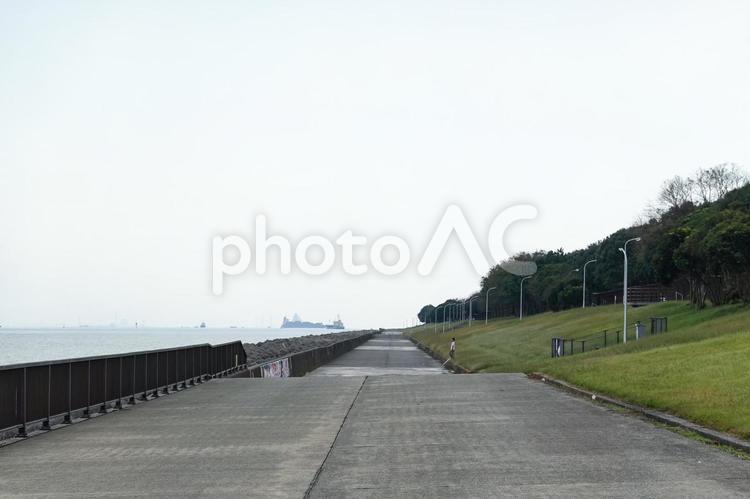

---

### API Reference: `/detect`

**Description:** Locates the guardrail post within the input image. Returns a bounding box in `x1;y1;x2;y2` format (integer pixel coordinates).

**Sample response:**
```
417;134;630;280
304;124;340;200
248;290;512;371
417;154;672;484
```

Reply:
130;355;136;405
116;358;123;409
190;348;196;386
154;354;160;398
43;364;52;429
86;361;92;417
165;353;170;394
197;347;203;383
65;362;72;423
142;354;148;401
42;364;52;430
101;358;108;413
19;367;28;437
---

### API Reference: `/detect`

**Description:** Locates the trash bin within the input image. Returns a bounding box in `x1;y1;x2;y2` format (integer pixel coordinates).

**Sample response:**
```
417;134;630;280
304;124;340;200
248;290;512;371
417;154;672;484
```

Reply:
635;321;647;340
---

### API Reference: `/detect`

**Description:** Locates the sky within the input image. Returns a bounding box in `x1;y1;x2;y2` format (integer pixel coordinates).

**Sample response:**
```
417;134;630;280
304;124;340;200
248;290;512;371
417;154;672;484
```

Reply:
1;0;749;329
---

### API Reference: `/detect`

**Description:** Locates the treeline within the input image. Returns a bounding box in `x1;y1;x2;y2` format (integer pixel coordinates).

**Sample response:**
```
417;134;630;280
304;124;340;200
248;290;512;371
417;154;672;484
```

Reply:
418;164;750;323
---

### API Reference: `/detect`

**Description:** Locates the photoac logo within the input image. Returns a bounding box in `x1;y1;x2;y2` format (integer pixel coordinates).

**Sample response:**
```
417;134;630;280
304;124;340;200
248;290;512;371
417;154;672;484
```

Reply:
212;204;538;295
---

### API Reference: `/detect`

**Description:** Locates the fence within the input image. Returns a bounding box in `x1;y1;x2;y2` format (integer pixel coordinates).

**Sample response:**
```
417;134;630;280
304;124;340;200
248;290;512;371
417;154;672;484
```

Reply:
0;341;246;438
551;317;669;358
651;317;668;334
246;332;374;377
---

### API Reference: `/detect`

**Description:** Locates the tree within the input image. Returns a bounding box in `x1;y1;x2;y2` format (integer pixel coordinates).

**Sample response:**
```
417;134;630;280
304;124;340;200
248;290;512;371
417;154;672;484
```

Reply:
416;172;750;319
418;305;436;324
658;175;694;210
694;164;748;204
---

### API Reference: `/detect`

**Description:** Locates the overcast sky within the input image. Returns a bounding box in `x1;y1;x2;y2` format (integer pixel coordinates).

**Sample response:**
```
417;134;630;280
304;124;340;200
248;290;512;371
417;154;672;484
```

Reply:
1;1;749;329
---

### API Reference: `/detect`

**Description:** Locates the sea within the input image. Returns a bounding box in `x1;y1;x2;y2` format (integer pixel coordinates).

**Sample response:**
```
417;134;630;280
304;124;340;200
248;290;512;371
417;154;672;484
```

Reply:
0;327;342;367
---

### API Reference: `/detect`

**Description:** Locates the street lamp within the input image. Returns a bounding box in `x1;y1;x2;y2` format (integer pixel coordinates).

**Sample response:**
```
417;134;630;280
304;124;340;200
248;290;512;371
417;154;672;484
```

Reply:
441;305;448;335
433;305;442;334
582;259;597;308
468;296;479;327
520;276;533;320
485;286;497;325
618;237;641;344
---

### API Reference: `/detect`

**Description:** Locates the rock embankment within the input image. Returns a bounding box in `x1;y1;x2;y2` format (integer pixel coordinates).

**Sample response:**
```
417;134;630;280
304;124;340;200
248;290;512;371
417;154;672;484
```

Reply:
243;330;374;366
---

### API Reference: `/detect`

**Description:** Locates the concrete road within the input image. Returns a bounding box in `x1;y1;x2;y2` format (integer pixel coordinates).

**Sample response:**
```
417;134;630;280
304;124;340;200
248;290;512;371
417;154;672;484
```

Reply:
1;333;749;497
0;377;364;497
307;374;750;498
310;333;445;376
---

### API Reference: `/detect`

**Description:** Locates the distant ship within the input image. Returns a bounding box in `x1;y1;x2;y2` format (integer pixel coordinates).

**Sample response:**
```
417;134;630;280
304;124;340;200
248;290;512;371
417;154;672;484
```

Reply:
281;313;345;330
326;315;345;330
200;322;206;328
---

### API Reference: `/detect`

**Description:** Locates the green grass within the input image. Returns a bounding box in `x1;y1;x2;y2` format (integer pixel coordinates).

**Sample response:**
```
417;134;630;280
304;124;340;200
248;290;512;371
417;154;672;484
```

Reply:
409;302;750;438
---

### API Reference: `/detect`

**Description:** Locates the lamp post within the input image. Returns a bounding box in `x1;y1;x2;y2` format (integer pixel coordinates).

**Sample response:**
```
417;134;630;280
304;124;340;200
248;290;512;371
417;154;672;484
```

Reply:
433;305;442;334
520;276;533;320
485;286;497;325
582;259;597;308
618;237;641;344
441;305;448;335
468;296;479;327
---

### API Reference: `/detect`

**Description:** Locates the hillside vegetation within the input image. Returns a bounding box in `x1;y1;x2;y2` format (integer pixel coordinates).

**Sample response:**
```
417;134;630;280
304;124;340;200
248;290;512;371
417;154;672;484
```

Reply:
409;302;750;438
418;165;750;322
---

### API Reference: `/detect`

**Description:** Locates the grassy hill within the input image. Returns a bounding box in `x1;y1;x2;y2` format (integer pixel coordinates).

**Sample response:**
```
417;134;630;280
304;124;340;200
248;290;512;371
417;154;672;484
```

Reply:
408;302;750;438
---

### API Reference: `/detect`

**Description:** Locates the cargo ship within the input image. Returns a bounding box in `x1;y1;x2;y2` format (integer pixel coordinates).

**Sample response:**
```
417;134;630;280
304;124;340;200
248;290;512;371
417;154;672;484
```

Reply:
281;313;345;329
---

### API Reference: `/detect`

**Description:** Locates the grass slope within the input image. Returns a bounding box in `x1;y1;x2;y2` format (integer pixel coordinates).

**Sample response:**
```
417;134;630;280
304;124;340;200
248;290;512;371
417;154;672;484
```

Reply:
409;302;750;438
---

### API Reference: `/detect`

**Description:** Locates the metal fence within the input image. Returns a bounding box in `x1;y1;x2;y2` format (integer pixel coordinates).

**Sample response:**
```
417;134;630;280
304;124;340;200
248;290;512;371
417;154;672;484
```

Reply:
0;341;246;438
551;317;669;358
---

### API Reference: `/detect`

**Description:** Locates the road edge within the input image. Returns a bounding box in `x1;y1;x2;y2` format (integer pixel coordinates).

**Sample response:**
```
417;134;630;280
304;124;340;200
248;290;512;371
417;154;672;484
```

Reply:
530;372;750;454
406;335;471;373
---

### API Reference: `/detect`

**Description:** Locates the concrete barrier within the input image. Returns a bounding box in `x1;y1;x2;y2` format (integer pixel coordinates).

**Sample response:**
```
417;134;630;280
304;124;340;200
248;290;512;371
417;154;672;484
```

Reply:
245;332;375;377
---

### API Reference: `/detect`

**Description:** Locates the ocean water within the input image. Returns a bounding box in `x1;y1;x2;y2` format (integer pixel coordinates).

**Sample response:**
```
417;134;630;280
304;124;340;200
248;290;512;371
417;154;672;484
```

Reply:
0;327;341;366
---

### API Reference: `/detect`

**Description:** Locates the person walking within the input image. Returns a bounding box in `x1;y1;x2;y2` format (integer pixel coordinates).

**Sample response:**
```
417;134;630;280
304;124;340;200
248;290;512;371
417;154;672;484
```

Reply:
443;338;456;367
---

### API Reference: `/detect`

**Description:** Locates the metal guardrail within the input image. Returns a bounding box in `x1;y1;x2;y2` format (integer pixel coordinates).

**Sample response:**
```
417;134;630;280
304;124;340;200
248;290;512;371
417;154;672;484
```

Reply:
0;341;247;438
551;317;669;358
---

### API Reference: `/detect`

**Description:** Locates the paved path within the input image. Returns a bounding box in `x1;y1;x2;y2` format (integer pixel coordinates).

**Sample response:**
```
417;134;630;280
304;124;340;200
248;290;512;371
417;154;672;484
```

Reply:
308;374;750;497
310;332;445;376
1;333;749;497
